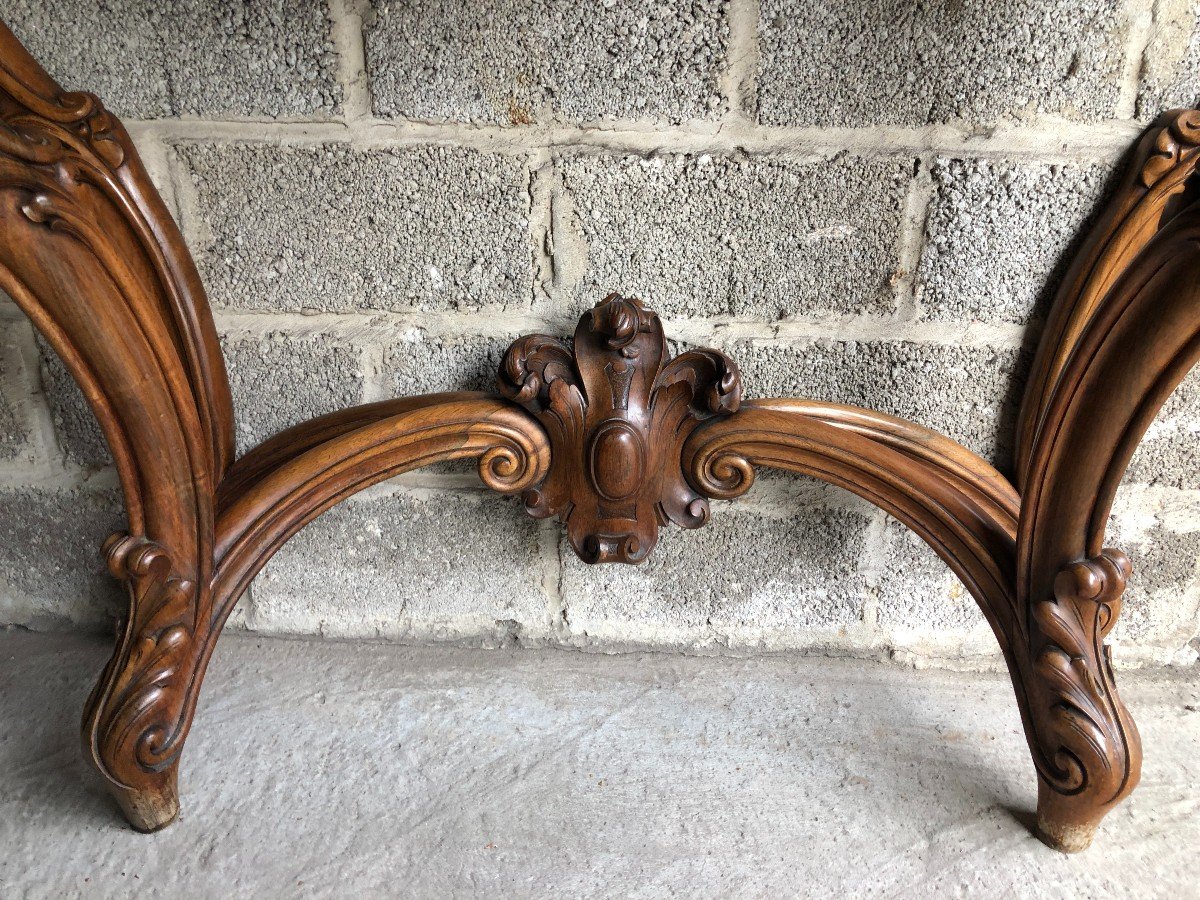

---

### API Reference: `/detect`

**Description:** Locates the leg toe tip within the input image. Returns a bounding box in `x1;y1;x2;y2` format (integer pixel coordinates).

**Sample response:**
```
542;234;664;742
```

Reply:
1037;815;1097;853
116;783;180;833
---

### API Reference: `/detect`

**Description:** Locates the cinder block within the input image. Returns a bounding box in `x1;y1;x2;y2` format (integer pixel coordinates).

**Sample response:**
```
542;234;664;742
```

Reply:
252;488;549;641
918;159;1112;325
0;366;19;463
380;331;516;480
365;0;728;124
758;0;1129;127
879;488;1200;660
556;153;909;321
733;338;1026;465
875;518;997;654
38;341;111;469
559;502;872;649
1124;360;1200;491
1138;2;1200;116
179;143;532;314
0;486;125;630
0;321;36;463
1108;488;1200;649
222;330;364;454
384;331;513;397
3;0;341;119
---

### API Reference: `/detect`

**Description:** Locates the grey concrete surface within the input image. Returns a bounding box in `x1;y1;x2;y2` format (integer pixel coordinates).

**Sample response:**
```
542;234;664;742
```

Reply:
0;488;124;630
37;340;113;469
383;330;515;398
757;0;1129;127
255;488;550;642
917;159;1113;326
1139;1;1200;116
365;0;728;124
732;338;1025;465
1124;369;1200;492
560;499;873;645
1108;489;1200;647
1;0;342;119
0;629;1197;897
556;153;909;321
177;143;532;314
221;330;366;455
0;321;30;462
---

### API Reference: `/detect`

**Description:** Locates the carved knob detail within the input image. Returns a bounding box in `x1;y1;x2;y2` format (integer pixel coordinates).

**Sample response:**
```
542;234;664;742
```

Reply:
1141;108;1200;188
589;420;645;502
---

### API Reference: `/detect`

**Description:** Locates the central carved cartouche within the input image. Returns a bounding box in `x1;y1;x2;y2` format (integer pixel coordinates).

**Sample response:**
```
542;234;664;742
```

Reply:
497;294;742;564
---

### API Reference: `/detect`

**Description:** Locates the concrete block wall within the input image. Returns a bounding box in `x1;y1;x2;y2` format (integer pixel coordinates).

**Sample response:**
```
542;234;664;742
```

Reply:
1;0;1199;669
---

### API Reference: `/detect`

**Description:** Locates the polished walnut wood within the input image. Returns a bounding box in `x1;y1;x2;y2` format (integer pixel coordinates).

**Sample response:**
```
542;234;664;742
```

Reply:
497;293;741;563
1;21;1197;852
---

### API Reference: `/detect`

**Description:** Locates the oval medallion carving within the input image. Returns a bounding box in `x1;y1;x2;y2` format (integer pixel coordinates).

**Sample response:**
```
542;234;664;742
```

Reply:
589;420;645;501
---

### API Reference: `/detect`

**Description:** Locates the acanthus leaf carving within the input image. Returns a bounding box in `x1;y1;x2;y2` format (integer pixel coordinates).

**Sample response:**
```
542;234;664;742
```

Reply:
86;534;197;782
0;46;124;167
497;293;742;563
1030;548;1137;801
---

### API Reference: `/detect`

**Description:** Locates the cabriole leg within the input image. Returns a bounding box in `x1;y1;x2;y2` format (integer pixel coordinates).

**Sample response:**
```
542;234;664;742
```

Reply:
1011;109;1200;850
0;21;236;832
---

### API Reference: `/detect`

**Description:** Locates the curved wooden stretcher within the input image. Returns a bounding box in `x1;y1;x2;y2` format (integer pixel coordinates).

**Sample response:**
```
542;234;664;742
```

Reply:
2;21;1198;852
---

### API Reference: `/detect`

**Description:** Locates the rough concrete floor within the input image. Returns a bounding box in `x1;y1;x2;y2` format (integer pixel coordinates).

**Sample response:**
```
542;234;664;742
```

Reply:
0;631;1197;898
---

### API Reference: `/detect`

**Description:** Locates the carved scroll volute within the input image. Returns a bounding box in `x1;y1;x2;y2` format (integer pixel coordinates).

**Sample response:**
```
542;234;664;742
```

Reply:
498;294;741;563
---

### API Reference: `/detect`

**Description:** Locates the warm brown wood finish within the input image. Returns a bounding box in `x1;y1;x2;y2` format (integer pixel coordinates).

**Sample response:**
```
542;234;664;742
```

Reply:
1;22;1196;852
497;293;741;563
0;24;551;831
0;23;231;831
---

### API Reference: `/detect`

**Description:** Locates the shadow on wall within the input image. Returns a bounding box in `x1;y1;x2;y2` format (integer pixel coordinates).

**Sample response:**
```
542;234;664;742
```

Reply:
998;156;1127;479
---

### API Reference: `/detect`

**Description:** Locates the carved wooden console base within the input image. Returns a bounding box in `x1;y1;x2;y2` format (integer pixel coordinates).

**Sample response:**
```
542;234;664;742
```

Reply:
2;22;1198;852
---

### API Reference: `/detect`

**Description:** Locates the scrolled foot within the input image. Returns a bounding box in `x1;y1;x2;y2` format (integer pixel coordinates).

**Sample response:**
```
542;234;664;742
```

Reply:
84;534;200;833
1019;551;1142;853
